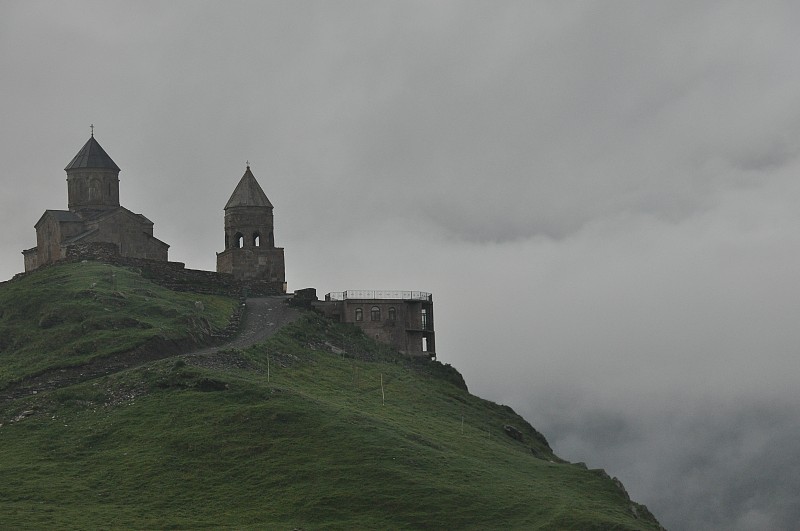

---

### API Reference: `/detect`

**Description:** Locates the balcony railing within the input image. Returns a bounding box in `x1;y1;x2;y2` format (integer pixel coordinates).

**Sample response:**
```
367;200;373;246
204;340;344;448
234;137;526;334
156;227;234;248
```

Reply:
326;290;432;302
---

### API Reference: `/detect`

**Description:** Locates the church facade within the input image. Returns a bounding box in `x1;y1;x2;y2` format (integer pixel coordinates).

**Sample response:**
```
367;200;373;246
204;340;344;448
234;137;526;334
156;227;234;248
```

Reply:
22;135;168;271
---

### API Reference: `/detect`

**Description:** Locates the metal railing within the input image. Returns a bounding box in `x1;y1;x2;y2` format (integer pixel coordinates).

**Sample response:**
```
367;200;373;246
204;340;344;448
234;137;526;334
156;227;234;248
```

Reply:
326;290;432;302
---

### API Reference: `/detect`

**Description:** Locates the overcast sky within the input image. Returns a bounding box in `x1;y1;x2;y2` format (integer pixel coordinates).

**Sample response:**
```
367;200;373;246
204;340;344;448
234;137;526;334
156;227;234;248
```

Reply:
3;2;800;529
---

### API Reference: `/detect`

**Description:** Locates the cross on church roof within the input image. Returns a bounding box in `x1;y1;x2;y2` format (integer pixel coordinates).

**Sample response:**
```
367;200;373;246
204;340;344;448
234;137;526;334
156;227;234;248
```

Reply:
90;124;94;137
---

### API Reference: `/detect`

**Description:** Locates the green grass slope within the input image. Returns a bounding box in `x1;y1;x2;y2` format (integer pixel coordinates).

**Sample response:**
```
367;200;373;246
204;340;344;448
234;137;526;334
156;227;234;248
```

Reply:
0;262;237;388
0;264;662;530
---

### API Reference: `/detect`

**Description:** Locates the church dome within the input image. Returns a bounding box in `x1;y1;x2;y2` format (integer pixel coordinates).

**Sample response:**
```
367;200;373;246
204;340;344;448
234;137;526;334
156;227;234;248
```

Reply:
65;136;120;172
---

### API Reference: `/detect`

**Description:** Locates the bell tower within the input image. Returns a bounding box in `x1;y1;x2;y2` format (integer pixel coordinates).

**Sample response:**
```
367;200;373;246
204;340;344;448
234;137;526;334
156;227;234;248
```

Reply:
216;165;286;291
64;132;120;213
222;164;275;251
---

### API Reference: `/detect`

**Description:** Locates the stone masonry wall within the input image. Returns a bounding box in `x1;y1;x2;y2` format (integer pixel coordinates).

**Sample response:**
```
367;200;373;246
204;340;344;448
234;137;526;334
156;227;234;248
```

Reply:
216;247;285;283
18;242;285;297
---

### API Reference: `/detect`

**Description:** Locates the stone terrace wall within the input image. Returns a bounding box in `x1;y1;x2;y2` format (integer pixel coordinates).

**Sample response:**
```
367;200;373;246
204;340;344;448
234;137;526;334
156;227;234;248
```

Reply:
65;242;120;262
135;260;285;297
13;242;285;297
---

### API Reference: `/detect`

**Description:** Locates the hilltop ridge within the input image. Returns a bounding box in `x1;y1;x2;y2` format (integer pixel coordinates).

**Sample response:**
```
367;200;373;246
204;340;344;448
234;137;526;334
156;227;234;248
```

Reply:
0;262;663;529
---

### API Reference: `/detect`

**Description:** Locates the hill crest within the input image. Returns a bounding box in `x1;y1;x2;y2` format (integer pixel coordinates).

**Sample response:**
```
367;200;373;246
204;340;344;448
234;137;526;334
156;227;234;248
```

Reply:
0;262;663;529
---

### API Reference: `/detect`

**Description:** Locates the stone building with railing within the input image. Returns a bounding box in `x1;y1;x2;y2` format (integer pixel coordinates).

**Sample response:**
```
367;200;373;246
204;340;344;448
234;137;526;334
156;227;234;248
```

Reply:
313;290;435;358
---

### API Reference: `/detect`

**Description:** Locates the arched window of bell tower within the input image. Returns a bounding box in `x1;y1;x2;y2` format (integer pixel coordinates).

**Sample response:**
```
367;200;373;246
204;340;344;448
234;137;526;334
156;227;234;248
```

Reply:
253;232;261;247
234;233;244;249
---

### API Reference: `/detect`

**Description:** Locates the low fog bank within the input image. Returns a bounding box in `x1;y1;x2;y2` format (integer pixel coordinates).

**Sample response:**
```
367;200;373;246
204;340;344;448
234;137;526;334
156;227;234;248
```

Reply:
291;172;800;530
532;397;800;531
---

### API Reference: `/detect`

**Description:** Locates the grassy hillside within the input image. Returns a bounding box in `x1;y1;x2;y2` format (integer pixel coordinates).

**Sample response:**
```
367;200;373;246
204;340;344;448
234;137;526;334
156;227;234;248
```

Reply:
0;262;237;388
0;263;662;529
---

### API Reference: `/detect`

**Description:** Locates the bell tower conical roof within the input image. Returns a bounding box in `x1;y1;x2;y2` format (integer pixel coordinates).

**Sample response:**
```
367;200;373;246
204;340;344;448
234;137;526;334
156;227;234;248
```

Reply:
224;166;273;209
65;135;120;172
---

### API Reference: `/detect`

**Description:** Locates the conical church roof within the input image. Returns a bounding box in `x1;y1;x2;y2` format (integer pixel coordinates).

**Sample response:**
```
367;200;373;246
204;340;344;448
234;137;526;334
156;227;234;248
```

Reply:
64;136;120;171
225;166;273;209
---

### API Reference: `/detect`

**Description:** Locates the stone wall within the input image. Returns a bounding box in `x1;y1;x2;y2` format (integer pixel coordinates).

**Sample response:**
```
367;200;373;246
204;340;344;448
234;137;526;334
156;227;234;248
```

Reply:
131;259;285;296
35;216;65;269
83;210;169;262
65;241;120;261
216;247;285;283
16;242;285;297
22;248;38;272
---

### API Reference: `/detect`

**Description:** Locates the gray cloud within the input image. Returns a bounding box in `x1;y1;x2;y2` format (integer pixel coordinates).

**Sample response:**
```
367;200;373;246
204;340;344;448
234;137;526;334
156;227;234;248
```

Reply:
3;3;800;529
536;399;800;531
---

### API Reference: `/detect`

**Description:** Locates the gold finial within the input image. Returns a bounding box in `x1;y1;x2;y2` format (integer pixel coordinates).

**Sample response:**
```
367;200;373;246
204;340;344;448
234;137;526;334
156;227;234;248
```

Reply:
90;124;94;137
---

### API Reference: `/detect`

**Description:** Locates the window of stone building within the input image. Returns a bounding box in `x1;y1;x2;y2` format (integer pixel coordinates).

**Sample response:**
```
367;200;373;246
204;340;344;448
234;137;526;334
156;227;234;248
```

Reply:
388;307;396;321
421;308;429;329
234;233;244;248
371;306;381;321
355;308;363;321
253;232;261;247
89;179;100;201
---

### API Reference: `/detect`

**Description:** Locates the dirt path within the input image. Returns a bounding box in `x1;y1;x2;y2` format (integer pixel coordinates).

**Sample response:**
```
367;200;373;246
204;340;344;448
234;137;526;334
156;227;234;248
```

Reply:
200;296;300;352
0;297;301;402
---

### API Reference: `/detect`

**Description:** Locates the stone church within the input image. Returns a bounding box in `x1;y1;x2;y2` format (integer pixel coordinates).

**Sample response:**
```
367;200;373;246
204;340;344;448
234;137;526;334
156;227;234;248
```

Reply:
20;132;432;356
22;134;169;272
22;134;286;293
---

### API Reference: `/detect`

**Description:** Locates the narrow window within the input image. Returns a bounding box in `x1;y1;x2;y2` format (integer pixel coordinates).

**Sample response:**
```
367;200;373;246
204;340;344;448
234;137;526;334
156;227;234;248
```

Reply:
234;233;244;248
89;179;100;201
371;306;381;321
421;308;428;330
253;232;261;247
388;307;396;321
355;308;363;321
422;337;428;352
